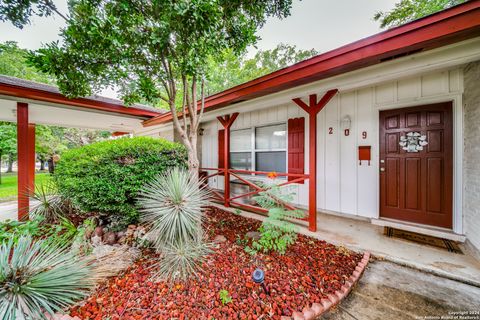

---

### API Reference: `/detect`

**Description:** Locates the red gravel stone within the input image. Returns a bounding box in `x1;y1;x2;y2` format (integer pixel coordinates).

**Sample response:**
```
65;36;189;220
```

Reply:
70;206;362;319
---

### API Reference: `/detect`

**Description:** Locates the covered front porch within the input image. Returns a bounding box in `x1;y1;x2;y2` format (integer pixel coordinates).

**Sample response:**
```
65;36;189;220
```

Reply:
215;203;480;287
200;90;339;233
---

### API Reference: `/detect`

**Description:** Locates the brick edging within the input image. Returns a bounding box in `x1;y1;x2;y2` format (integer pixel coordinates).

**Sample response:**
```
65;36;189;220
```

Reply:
289;252;371;320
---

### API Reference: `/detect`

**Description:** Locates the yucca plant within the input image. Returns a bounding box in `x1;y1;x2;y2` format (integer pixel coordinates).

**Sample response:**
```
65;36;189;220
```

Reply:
137;167;211;281
137;167;209;247
29;181;66;223
155;238;212;282
0;236;97;320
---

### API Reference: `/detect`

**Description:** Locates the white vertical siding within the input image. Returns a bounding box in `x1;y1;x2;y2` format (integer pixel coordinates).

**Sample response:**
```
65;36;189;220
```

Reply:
199;68;463;220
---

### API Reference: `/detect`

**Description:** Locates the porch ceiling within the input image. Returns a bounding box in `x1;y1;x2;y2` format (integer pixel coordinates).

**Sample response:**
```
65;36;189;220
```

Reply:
0;97;145;132
0;75;163;132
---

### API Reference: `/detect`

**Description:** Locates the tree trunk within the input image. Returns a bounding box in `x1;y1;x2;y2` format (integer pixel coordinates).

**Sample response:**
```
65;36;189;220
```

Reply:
187;148;200;180
40;160;45;171
48;157;55;174
6;154;13;173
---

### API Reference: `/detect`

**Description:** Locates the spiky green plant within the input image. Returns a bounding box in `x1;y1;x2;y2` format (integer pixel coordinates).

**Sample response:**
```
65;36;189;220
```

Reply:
137;167;209;247
137;167;212;282
29;181;67;223
155;238;212;282
0;236;96;320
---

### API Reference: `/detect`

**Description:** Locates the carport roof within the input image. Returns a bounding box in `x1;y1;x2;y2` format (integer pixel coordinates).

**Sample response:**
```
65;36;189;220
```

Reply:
0;75;162;119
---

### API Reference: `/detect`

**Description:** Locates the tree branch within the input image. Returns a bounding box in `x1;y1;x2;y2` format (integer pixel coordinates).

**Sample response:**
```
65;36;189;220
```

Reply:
43;0;69;21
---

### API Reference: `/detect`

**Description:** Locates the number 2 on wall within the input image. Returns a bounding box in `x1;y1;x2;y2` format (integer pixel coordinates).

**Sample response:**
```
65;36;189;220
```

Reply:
328;127;333;134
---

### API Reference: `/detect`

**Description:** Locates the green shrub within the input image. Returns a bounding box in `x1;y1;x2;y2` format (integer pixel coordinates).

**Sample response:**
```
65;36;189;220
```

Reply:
54;137;187;228
246;183;305;255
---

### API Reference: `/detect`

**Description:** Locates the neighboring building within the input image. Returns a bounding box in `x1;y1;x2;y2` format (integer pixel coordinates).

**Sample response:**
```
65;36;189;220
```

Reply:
138;2;480;253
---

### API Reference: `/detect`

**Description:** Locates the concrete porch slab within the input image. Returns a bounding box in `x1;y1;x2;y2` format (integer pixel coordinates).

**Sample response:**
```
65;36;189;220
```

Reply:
213;204;480;287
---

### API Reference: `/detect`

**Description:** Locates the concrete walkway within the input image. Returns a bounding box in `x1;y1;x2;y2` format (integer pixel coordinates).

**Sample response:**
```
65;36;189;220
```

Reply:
215;205;480;287
0;201;18;221
323;260;480;319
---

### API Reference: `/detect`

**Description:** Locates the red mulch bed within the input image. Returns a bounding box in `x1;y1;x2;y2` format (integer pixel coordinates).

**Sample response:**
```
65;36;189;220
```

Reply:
70;207;362;320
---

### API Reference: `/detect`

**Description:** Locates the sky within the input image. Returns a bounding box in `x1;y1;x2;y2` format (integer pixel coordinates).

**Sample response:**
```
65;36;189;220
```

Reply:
0;0;399;97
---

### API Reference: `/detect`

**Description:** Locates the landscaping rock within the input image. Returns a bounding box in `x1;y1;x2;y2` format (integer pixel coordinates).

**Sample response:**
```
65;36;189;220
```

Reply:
103;232;117;245
245;231;261;240
94;226;104;237
71;206;364;320
213;235;227;243
134;226;147;238
92;244;141;276
91;235;102;246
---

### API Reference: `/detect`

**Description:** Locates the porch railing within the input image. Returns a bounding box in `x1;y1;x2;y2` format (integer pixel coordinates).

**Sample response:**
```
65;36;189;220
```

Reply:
200;167;309;218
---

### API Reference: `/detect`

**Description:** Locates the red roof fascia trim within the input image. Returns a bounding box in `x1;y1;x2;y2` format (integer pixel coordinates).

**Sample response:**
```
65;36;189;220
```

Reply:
112;131;130;136
0;83;161;118
143;1;480;127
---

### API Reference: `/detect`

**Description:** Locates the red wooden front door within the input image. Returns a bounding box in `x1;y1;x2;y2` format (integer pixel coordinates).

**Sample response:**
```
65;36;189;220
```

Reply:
379;102;453;229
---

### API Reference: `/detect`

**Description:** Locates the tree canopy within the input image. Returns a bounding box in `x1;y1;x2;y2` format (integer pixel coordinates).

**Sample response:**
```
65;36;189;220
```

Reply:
374;0;466;28
206;43;318;96
0;41;54;84
16;0;295;175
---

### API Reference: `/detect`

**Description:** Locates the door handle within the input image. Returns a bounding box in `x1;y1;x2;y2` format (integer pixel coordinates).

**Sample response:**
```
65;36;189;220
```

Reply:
380;168;385;172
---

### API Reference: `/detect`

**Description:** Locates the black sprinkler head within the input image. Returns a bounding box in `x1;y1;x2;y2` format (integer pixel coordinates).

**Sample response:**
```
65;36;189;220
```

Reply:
252;268;265;284
252;268;270;295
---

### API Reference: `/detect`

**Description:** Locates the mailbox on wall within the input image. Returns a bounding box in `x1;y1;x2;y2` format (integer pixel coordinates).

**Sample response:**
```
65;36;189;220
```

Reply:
358;146;371;166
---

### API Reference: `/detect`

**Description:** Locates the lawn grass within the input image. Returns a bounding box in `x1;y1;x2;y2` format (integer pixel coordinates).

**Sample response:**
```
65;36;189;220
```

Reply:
0;172;51;202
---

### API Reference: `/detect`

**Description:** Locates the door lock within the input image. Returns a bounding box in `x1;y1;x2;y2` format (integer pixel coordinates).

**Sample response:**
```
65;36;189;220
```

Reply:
380;168;385;172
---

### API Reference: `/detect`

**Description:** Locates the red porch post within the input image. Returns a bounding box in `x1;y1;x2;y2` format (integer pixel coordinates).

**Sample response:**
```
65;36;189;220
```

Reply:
17;102;33;220
292;89;338;232
28;124;36;194
217;113;239;207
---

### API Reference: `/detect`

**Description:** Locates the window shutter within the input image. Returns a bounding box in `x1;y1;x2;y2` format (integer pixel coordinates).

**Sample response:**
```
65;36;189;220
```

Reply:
218;129;225;173
288;117;305;183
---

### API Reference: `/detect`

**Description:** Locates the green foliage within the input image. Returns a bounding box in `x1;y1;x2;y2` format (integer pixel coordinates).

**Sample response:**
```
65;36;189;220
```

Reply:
0;218;42;244
0;0;65;29
138;168;211;282
0;236;96;320
0;215;87;249
247;184;305;255
206;44;319;96
155;239;212;282
137;167;208;247
374;0;465;28
29;180;68;223
219;289;232;305
0;41;53;83
26;0;293;105
54;137;187;229
0;123;16;185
